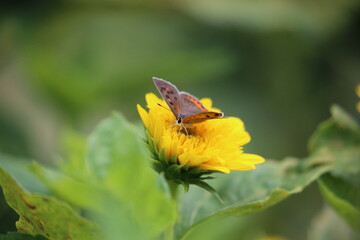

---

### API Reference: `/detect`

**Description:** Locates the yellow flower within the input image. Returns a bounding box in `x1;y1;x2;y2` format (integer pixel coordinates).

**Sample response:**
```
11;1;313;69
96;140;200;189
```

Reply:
356;84;360;113
137;93;264;177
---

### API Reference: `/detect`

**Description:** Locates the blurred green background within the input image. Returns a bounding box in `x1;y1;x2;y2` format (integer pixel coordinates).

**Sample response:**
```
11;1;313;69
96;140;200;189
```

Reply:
0;1;359;239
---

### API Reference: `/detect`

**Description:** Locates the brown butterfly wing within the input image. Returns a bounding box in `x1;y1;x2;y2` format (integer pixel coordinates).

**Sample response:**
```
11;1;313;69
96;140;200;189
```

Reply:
180;92;224;123
152;77;181;117
179;92;208;116
182;111;224;124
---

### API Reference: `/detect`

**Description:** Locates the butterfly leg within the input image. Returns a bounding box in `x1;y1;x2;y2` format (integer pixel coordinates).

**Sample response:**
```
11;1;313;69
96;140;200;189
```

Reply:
175;124;188;136
165;122;191;137
177;125;182;135
183;125;189;137
167;123;179;129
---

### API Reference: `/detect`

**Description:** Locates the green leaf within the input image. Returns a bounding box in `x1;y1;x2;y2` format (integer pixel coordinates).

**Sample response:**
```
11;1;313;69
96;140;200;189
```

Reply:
57;129;88;179
0;232;47;240
0;153;47;193
177;158;331;239
309;105;360;151
87;113;177;239
31;113;177;240
86;112;146;179
308;105;360;186
0;168;100;240
307;105;360;231
29;162;105;212
318;173;360;231
308;106;360;205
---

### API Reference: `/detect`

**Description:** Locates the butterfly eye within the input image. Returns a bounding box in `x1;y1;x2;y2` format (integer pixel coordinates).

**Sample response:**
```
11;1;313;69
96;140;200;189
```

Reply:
177;118;182;124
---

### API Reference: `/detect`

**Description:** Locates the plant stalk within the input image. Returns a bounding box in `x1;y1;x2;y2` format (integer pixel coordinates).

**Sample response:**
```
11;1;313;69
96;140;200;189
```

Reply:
164;181;179;240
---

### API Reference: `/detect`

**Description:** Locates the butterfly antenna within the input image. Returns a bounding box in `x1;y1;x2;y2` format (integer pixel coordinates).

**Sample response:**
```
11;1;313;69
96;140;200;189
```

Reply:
157;103;172;112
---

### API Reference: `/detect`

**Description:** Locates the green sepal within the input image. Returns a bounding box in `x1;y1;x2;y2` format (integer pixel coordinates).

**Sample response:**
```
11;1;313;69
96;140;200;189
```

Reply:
144;129;220;194
169;154;178;164
165;165;182;181
145;130;157;155
152;160;163;173
192;180;224;203
182;182;190;192
158;149;167;163
199;176;216;180
187;167;203;176
180;164;190;171
191;180;216;193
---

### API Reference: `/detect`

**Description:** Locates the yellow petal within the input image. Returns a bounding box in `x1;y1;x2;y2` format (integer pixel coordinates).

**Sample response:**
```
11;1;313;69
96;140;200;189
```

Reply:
178;152;191;165
159;135;172;158
136;104;149;128
201;164;230;173
200;98;213;109
240;153;266;164
227;162;256;171
146;93;162;109
190;155;211;166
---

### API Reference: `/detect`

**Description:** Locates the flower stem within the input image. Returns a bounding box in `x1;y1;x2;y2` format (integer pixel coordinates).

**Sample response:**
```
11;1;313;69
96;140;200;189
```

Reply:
164;181;179;240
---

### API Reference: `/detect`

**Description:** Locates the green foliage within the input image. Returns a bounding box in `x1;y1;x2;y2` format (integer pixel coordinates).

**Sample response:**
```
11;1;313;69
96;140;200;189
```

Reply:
0;154;47;194
176;0;358;35
30;113;177;240
0;169;100;240
308;105;360;231
0;106;359;239
309;105;360;186
177;158;331;239
23;12;232;115
175;105;360;239
0;232;47;240
318;174;360;231
1;0;359;238
85;113;177;239
58;129;87;179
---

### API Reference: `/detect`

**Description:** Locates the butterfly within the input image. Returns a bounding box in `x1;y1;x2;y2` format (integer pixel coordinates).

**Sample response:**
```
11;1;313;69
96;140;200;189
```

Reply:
153;77;224;134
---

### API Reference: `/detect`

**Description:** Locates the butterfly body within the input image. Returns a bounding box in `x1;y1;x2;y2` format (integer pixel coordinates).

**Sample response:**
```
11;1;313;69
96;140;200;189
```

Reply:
152;77;224;127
